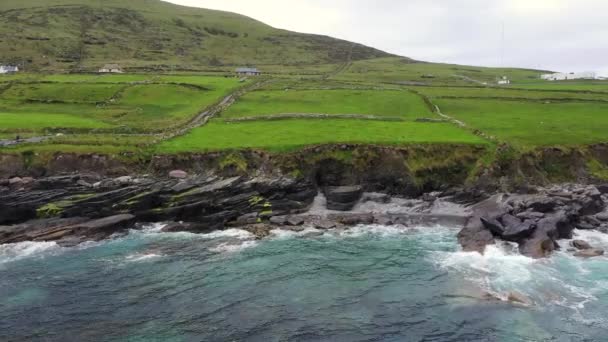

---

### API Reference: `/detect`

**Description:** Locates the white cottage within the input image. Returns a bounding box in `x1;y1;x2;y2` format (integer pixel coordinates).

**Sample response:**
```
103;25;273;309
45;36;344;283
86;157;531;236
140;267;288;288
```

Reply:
99;64;124;73
0;65;19;74
497;76;510;85
235;67;261;76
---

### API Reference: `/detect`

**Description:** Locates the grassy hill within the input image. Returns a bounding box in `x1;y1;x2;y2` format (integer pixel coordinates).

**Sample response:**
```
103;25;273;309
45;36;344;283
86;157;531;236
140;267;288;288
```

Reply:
0;0;393;72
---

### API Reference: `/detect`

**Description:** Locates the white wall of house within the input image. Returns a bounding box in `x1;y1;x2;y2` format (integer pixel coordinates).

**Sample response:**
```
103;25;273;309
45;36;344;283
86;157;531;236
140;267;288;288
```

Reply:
542;72;596;81
0;65;19;74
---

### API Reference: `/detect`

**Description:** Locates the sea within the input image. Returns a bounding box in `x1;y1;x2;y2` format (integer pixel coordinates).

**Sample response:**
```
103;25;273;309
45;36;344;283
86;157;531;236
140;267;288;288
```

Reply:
2;223;608;341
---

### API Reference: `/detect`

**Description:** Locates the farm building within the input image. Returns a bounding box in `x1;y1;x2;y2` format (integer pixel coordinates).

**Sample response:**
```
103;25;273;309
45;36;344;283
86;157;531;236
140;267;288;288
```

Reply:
99;64;124;73
236;67;261;76
0;65;19;74
497;76;511;85
541;72;596;81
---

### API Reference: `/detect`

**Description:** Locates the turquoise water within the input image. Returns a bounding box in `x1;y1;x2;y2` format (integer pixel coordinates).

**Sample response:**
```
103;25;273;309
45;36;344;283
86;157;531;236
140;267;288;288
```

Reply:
1;224;608;341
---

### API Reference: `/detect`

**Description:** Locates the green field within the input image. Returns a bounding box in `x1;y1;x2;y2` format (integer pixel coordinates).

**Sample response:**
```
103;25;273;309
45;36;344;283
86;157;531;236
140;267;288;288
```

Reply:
333;57;545;86
413;86;608;102
0;75;244;133
437;99;608;147
157;119;487;152
0;113;112;131
220;90;433;120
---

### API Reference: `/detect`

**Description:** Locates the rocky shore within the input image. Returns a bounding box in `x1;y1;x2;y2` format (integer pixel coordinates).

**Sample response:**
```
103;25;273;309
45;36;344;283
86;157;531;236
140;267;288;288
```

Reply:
2;172;608;259
458;184;608;258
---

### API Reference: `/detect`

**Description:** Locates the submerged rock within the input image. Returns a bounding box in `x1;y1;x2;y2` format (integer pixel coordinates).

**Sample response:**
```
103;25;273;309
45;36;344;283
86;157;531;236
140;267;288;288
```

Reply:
507;292;533;306
571;240;592;250
574;249;605;258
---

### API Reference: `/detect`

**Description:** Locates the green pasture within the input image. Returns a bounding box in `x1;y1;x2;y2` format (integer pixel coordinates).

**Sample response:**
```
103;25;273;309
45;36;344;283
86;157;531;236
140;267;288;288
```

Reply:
0;76;244;133
414;86;608;102
0;112;112;131
156;118;487;152
221;89;433;120
333;57;545;85
436;98;608;147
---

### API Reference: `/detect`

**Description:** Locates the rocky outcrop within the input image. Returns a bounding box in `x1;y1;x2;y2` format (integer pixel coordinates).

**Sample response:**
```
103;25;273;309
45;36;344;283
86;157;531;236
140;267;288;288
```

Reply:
458;185;606;258
0;215;135;246
323;185;363;211
0;174;317;245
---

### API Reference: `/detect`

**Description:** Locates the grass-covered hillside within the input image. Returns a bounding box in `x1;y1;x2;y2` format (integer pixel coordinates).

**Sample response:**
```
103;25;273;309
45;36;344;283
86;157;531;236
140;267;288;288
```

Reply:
0;0;392;72
1;2;608;177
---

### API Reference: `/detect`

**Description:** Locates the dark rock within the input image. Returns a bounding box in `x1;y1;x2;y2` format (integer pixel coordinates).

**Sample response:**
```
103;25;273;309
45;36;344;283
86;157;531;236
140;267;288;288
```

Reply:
526;197;559;213
162;221;215;234
596;184;608;194
286;216;305;226
502;220;536;242
574;249;605;258
327;213;374;226
235;213;259;225
422;193;437;202
516;211;545;220
458;195;509;253
500;214;521;228
481;217;505;236
571;240;592;250
313;219;337;230
577;222;595;230
519;236;558;259
584;215;602;226
544;212;575;239
596;213;608;221
324;185;363;211
269;216;287;225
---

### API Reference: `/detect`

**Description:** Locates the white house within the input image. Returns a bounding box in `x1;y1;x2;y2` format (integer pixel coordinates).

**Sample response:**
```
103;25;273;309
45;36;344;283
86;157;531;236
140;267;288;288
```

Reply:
235;67;261;76
497;76;510;85
541;72;596;81
0;65;19;74
99;64;124;73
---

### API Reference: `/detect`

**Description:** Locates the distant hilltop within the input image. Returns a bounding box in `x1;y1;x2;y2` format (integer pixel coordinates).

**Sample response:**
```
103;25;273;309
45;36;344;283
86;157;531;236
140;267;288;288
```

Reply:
0;0;394;72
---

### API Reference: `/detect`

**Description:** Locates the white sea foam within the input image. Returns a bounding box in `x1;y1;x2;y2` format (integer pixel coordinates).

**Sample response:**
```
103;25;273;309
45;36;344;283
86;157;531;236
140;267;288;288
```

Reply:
433;238;608;312
0;241;63;265
124;253;163;262
201;229;254;240
209;240;258;253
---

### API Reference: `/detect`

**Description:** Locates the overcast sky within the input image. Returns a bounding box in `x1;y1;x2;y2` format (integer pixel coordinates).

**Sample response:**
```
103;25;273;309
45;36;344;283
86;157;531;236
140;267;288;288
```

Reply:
167;0;607;75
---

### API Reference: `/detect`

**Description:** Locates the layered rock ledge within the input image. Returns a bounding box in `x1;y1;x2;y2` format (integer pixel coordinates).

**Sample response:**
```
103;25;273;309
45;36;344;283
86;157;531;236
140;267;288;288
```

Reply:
2;173;608;259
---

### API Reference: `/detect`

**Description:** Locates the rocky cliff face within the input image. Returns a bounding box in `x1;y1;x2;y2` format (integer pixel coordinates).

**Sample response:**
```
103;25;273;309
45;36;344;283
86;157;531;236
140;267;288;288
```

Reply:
0;174;317;245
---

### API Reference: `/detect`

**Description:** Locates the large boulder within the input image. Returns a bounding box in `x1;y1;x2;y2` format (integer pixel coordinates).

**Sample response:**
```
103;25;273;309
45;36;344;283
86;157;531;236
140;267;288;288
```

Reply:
458;195;510;253
519;212;573;258
324;185;363;211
